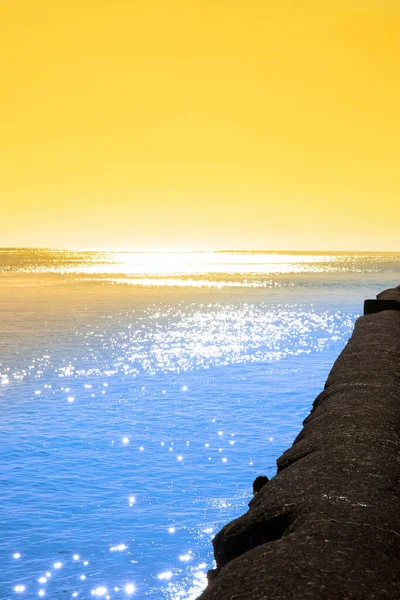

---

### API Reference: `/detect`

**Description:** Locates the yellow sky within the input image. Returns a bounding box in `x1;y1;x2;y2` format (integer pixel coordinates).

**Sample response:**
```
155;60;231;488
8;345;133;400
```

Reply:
1;0;399;249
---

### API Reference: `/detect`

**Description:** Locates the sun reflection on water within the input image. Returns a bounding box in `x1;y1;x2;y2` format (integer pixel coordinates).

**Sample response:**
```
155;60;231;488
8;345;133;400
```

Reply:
1;248;387;282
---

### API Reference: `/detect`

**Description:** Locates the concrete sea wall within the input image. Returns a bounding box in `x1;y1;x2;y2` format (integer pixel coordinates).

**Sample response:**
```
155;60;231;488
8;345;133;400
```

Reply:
199;287;400;599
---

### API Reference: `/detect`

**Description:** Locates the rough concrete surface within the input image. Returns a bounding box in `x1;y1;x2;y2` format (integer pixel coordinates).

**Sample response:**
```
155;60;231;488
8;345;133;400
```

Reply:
198;305;400;600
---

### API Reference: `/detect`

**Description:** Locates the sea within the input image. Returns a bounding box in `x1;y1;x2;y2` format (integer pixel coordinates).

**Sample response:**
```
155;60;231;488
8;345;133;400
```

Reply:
1;249;399;600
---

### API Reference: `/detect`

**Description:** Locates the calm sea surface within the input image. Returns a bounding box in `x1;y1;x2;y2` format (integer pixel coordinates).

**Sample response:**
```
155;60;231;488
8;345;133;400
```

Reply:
1;250;399;600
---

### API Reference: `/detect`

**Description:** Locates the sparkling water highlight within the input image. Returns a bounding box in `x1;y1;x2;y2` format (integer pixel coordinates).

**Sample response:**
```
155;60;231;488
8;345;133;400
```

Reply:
1;250;399;599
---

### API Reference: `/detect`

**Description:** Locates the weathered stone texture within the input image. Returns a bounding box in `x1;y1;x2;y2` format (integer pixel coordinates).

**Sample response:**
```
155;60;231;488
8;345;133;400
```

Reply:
377;284;400;302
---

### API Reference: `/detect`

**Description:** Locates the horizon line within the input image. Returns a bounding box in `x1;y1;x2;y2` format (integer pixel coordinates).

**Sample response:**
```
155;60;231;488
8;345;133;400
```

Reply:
0;246;400;254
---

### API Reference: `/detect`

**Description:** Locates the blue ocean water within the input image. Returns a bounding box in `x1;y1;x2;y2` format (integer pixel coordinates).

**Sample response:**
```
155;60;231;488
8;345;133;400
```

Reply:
1;250;399;600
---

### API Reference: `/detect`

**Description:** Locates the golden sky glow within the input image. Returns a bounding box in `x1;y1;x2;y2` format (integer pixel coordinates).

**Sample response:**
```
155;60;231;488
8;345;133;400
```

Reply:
1;0;399;249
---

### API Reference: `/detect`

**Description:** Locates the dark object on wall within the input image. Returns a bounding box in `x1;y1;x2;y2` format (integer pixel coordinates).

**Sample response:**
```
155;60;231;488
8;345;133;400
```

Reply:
364;284;400;314
364;299;400;314
252;475;269;495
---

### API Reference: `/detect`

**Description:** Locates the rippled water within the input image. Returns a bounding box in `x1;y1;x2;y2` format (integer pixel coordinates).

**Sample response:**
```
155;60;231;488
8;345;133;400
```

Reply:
1;250;399;599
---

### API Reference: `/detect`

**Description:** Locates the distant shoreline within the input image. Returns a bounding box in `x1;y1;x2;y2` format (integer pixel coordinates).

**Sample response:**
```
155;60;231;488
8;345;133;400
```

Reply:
0;247;399;254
